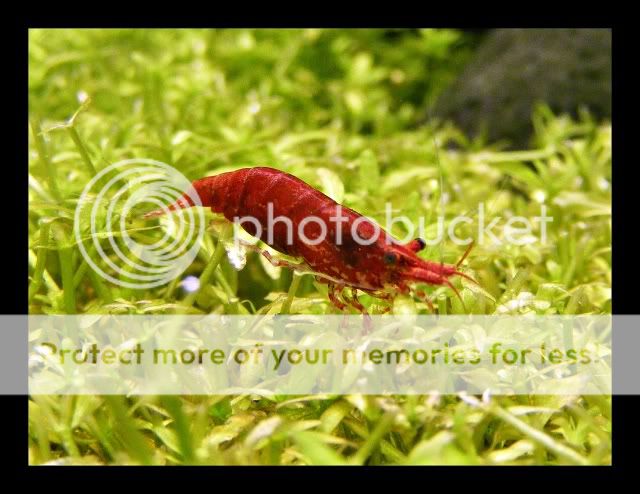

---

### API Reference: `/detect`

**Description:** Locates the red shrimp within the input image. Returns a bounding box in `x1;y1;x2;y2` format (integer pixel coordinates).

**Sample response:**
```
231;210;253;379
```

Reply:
145;167;476;314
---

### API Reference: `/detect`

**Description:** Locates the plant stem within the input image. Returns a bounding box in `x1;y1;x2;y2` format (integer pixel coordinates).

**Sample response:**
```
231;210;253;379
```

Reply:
72;243;113;303
66;125;97;177
437;293;448;315
104;396;154;465
488;403;589;465
54;224;76;314
350;412;395;465
162;396;196;464
214;269;238;313
163;275;182;301
280;272;302;315
30;119;61;202
87;267;114;303
183;236;227;307
29;221;51;304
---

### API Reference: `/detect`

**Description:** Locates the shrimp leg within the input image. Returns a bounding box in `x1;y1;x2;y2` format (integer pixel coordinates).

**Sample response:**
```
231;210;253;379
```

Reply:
327;283;348;311
344;289;373;333
239;242;307;270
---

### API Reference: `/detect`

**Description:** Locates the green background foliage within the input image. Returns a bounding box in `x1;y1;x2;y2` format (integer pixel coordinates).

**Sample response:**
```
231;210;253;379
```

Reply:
28;29;611;465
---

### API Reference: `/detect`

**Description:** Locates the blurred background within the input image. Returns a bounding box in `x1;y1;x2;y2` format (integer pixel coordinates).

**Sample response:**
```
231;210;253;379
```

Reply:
434;29;611;147
30;29;611;148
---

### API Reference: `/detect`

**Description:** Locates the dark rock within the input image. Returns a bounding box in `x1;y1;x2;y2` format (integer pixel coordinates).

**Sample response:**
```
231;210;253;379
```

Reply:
432;29;611;147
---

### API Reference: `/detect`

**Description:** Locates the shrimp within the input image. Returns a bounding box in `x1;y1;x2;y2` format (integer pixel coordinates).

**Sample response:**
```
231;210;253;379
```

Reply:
145;167;476;315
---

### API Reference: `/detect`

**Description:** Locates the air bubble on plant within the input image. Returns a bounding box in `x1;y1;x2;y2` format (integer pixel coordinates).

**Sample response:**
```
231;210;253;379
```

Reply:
224;241;247;271
181;275;200;293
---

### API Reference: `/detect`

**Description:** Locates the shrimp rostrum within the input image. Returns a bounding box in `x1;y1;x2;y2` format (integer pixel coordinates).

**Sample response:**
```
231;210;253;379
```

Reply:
145;167;477;315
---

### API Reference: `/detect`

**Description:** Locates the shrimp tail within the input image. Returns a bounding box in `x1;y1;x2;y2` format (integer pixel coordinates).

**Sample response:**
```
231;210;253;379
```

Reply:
142;193;196;219
142;177;215;219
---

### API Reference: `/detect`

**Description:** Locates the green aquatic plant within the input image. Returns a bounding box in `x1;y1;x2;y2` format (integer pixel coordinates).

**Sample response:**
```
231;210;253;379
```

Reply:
28;28;611;465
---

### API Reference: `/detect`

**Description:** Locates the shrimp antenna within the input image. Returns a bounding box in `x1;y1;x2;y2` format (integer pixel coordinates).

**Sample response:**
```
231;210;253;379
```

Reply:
456;241;475;268
427;117;446;269
443;278;467;312
454;270;479;286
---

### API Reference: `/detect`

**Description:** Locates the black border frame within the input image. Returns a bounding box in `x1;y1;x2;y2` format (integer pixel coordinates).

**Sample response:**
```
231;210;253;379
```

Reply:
7;18;636;484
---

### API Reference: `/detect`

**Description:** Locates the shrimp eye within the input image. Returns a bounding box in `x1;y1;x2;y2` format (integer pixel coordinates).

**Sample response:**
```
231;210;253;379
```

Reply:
383;252;398;265
407;238;426;253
